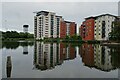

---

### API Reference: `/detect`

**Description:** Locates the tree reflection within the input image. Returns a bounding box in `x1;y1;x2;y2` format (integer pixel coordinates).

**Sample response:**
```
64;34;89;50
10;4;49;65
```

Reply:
2;41;34;49
110;45;120;68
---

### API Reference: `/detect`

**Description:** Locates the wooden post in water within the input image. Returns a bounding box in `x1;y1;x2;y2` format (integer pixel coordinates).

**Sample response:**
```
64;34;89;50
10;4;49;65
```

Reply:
6;56;12;78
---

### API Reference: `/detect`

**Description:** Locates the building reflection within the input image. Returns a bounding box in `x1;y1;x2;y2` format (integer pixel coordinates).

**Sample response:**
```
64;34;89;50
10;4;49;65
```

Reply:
79;44;120;72
34;42;76;71
23;46;28;55
94;45;114;72
79;43;94;68
22;42;28;55
6;56;12;78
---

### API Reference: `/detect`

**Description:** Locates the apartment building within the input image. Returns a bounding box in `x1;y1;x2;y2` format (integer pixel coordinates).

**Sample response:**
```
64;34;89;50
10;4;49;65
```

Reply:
34;11;63;39
80;17;95;40
80;21;85;40
60;21;77;38
80;14;117;41
94;14;116;40
34;11;76;39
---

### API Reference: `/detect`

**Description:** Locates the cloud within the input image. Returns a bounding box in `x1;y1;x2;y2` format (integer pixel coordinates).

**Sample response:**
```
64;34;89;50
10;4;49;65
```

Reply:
2;2;118;33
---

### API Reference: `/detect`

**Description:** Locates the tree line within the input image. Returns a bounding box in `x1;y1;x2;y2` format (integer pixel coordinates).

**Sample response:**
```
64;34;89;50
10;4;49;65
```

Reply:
1;31;34;39
109;20;120;41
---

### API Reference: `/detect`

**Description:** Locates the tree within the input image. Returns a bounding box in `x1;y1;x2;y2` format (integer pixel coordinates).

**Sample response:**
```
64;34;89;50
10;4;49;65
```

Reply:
71;35;82;40
65;35;70;40
109;20;120;41
2;31;34;39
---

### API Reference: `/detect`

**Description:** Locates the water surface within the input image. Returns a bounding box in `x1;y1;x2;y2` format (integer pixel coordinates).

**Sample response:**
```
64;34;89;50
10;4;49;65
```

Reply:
2;41;120;78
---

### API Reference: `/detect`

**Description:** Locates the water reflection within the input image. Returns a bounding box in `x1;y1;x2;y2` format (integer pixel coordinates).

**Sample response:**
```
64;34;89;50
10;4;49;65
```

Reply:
109;45;120;68
23;42;28;55
2;41;34;49
2;41;120;78
34;42;76;71
79;44;94;68
79;44;120;72
6;56;12;78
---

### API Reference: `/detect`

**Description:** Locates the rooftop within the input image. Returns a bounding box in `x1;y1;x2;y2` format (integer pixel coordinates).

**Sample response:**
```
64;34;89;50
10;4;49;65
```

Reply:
95;14;117;18
85;14;118;20
64;20;75;23
23;25;29;28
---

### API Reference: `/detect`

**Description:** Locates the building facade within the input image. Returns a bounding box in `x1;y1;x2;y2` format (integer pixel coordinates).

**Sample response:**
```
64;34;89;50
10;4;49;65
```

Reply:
80;21;86;40
80;17;95;40
34;11;76;39
94;14;116;40
60;21;76;38
80;14;117;41
34;11;63;39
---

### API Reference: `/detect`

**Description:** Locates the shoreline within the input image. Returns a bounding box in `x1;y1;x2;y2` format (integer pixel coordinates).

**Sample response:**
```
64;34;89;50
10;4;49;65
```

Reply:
101;42;120;46
2;38;120;45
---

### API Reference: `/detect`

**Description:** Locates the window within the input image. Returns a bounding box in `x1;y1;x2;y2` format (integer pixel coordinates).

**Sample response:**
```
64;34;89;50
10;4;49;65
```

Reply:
102;21;105;38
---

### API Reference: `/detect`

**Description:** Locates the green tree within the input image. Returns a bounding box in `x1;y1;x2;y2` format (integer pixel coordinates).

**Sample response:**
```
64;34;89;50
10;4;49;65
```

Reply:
109;21;120;41
71;35;82;40
65;35;70;40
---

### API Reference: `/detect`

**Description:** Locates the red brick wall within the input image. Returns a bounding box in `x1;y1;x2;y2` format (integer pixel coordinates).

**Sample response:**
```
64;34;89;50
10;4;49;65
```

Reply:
60;21;76;38
80;21;86;40
85;19;94;40
60;21;67;38
70;22;76;37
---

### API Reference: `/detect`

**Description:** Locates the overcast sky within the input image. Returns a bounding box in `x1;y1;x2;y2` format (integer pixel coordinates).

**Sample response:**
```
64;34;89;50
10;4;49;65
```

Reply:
2;2;119;34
